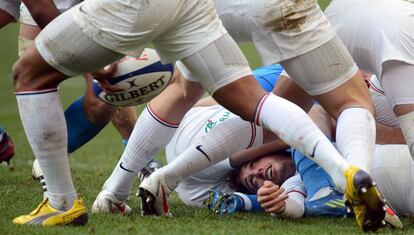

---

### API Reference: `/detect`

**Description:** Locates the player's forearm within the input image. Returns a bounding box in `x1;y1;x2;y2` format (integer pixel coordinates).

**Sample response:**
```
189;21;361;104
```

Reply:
22;0;60;28
277;192;305;219
229;138;289;168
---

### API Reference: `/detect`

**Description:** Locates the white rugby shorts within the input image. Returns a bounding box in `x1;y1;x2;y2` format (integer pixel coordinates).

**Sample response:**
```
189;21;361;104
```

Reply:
215;0;336;65
72;0;226;63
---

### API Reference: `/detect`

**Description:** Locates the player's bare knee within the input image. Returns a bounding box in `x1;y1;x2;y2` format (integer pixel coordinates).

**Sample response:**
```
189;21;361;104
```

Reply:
12;57;35;91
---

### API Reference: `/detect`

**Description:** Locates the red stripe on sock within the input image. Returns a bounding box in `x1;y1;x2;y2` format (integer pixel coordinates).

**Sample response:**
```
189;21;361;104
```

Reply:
15;88;58;95
147;103;179;128
246;122;256;149
254;94;270;125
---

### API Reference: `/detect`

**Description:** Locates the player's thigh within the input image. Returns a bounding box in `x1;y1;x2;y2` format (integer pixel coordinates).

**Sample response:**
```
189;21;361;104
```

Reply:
13;42;67;91
381;60;414;116
35;9;124;77
273;75;314;112
280;36;373;118
181;34;264;122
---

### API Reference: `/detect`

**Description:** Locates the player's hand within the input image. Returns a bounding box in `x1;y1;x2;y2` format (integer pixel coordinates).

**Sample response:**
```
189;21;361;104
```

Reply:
204;190;242;215
257;180;288;214
87;63;123;93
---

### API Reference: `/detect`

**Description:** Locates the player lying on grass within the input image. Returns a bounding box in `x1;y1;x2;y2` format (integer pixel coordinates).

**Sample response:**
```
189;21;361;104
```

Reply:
88;0;387;231
135;69;405;221
93;65;349;218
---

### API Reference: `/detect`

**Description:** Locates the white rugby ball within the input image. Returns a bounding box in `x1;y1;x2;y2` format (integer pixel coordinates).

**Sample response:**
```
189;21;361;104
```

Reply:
93;48;174;107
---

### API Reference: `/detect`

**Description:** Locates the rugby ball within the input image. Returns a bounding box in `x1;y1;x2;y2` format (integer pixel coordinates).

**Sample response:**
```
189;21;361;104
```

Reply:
93;48;174;107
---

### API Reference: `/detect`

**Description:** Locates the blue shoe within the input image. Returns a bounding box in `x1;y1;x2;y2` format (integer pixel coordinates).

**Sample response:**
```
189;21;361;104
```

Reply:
304;188;348;217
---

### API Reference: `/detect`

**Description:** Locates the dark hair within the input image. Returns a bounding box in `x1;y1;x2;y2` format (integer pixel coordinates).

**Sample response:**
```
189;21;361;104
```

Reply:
225;167;252;194
225;148;292;194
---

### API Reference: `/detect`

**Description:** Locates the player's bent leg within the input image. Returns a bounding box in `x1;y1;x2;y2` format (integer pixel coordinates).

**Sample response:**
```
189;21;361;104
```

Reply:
381;60;414;158
96;69;205;208
111;106;137;144
280;35;384;231
13;9;123;225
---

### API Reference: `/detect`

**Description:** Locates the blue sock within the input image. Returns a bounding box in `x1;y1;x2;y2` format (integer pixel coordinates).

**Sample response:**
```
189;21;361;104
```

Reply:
65;96;107;154
246;194;263;212
292;148;335;199
234;194;263;212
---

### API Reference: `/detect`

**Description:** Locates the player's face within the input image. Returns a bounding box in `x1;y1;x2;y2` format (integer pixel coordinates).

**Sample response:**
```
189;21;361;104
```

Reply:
239;154;295;193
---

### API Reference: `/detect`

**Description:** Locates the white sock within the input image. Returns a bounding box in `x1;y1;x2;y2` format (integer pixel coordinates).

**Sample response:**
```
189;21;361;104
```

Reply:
257;94;349;191
398;111;414;158
336;107;375;172
103;105;179;200
162;116;256;190
16;90;76;210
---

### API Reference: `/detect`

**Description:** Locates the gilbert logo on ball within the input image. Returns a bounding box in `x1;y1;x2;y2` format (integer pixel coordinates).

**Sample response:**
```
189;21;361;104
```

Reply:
93;48;174;107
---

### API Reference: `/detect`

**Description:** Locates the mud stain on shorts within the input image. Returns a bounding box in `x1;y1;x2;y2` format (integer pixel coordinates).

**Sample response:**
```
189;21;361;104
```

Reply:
264;0;315;33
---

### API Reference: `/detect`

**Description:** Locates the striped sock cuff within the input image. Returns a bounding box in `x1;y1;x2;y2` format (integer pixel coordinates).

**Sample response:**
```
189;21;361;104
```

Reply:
146;103;179;128
253;93;270;126
15;88;58;96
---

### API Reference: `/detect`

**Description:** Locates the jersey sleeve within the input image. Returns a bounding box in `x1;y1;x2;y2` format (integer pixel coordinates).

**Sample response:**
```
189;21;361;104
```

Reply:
0;0;20;21
278;174;306;219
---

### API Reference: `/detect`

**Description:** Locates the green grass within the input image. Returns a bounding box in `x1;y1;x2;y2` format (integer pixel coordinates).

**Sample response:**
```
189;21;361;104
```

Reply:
1;1;413;234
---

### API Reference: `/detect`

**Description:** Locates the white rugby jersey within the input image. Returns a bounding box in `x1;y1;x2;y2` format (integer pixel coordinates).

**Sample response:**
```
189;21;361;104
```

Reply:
166;105;263;206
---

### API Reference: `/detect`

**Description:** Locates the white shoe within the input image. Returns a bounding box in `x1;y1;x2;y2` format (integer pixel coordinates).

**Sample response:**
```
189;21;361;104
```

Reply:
92;190;132;215
137;170;172;217
32;159;47;197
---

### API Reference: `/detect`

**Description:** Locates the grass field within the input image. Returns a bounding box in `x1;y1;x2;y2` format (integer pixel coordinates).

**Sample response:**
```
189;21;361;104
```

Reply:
1;1;413;234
